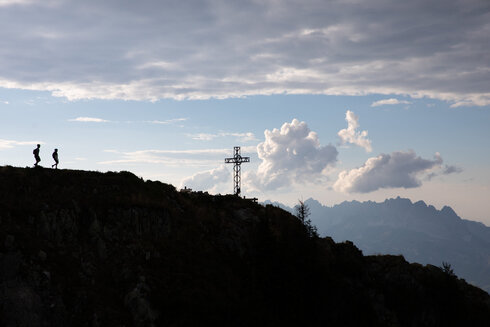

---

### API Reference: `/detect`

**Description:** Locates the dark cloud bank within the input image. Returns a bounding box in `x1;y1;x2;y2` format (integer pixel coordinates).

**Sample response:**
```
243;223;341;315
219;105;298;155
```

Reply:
0;0;488;105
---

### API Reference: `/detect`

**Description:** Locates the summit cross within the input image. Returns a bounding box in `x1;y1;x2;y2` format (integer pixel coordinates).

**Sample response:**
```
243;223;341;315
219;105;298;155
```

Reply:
224;146;250;196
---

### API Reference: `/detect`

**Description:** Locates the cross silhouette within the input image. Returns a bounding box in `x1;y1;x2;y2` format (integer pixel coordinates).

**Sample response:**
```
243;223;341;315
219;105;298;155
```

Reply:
225;146;250;196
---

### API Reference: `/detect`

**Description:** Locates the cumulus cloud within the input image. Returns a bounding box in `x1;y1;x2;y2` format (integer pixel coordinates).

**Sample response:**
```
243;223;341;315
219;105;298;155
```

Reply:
246;119;338;190
371;98;412;107
0;1;488;106
334;150;443;193
180;165;230;192
69;117;109;123
337;110;372;152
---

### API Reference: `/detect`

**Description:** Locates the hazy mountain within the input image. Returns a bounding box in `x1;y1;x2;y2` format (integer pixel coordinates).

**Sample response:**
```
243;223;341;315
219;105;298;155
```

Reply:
274;197;490;293
1;166;489;326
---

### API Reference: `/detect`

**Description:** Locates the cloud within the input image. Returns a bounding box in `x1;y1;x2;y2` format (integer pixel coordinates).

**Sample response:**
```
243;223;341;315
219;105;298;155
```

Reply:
100;146;254;192
0;0;33;6
246;119;338;191
334;150;443;193
0;138;43;149
442;165;463;175
69;117;109;123
146;118;187;125
371;98;412;107
69;117;187;124
179;165;230;192
0;1;488;106
337;110;372;152
98;147;256;167
188;134;216;141
187;132;257;142
426;164;463;180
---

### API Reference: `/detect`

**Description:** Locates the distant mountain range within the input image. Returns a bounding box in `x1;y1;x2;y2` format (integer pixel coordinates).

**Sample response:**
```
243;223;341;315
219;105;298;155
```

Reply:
267;197;490;293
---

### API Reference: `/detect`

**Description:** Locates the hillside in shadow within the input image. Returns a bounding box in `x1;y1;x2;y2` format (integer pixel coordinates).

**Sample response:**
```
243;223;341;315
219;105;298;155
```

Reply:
279;197;490;293
0;166;489;326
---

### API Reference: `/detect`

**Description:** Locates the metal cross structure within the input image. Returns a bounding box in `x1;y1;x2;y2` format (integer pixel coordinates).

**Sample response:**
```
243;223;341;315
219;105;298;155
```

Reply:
224;146;250;196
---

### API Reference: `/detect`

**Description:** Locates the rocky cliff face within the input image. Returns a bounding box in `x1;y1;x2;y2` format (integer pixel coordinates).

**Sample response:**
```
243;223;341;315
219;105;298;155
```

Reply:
0;166;489;326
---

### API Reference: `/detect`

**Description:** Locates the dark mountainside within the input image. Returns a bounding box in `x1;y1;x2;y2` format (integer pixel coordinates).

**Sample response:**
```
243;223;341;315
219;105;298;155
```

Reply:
0;167;489;326
278;197;490;293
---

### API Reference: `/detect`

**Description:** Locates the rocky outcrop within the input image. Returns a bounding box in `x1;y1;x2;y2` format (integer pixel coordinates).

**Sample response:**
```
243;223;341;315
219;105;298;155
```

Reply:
0;166;489;326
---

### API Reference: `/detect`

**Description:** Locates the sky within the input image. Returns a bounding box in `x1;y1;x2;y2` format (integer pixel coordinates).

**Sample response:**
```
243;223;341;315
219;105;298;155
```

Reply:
1;0;489;225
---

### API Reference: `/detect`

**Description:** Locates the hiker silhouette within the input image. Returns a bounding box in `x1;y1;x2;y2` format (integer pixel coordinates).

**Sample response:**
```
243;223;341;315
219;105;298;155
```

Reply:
33;144;41;167
52;149;59;169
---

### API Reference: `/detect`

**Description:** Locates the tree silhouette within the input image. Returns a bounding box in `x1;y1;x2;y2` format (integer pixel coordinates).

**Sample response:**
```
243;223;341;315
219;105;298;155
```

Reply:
295;200;318;238
442;261;455;277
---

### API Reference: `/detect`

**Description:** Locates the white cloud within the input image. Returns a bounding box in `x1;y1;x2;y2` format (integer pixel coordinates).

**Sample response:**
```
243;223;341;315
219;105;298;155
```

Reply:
0;0;60;8
334;150;443;193
0;138;43;149
0;1;488;106
337;110;372;152
98;147;255;167
187;132;257;142
69;117;187;124
179;165;230;192
371;98;412;107
0;0;32;6
246;119;338;191
69;117;109;123
188;133;216;141
146;118;187;125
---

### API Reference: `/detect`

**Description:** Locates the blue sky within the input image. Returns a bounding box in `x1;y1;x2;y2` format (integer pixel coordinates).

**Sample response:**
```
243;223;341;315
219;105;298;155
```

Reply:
1;0;489;224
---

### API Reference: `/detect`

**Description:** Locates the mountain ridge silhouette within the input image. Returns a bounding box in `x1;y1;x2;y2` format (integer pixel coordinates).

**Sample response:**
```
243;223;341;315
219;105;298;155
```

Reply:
0;166;489;326
268;196;490;293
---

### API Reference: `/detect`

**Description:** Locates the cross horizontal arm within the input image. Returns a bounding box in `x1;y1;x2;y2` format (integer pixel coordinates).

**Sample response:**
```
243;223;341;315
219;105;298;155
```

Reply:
225;157;250;163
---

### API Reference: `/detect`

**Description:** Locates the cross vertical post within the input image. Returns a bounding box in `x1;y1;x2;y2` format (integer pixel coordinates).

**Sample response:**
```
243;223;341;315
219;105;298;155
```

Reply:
225;146;250;196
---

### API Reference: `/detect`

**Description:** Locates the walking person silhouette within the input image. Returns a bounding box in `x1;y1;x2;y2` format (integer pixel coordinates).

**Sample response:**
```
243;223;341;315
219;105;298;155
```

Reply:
52;148;59;169
33;144;41;167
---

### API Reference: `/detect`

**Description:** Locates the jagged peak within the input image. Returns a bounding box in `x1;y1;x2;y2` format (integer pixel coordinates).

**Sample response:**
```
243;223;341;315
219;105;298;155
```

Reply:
414;200;428;208
441;205;459;218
